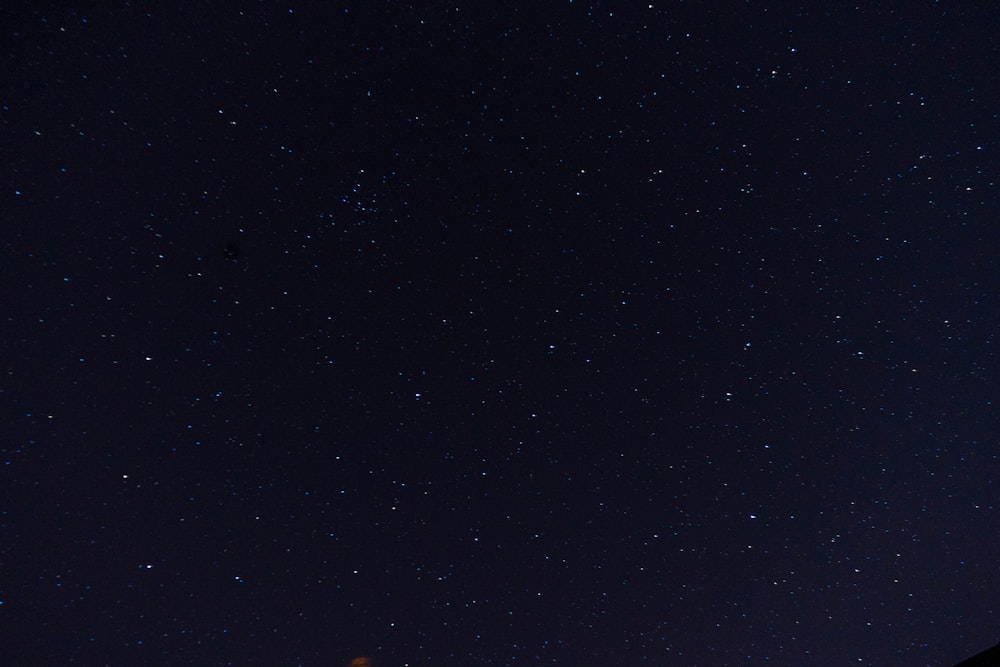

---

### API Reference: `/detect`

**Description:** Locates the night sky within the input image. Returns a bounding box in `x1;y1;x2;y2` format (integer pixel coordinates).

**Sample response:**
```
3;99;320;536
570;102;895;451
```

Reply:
3;3;998;665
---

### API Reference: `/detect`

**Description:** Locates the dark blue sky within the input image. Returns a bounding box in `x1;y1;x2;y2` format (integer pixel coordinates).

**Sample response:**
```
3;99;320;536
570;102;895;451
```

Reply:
3;3;998;665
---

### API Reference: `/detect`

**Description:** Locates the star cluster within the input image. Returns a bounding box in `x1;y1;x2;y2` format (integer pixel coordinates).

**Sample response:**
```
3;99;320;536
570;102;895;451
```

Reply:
2;3;997;665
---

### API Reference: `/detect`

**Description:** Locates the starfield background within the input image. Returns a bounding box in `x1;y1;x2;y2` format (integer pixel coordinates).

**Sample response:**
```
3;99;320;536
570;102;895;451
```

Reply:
2;2;998;665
